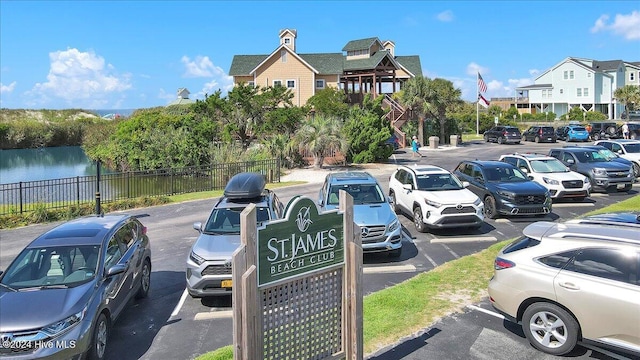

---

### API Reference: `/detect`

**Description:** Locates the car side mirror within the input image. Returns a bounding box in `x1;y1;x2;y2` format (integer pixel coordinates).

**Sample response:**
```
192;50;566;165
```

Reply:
475;177;484;183
618;150;623;154
520;168;528;173
193;222;203;232
402;183;412;191
566;159;575;164
528;175;534;180
317;199;324;207
106;264;127;277
462;181;470;188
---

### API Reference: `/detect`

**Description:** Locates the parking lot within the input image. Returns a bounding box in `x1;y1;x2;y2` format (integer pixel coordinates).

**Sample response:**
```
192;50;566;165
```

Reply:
1;139;638;360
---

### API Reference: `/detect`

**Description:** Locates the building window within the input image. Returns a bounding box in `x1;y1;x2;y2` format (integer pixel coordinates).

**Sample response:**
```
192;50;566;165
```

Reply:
564;71;568;80
281;50;287;63
286;80;296;89
570;70;574;79
577;88;582;96
273;80;282;87
583;88;588;97
549;89;553;98
587;73;591;78
560;89;563;94
542;90;547;98
247;81;255;88
631;73;636;81
284;38;291;45
316;79;325;89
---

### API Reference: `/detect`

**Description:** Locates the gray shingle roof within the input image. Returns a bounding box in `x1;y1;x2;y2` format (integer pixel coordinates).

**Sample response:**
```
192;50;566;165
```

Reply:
299;53;344;74
395;55;422;77
229;55;269;76
591;60;623;71
343;51;392;71
342;37;381;52
517;84;552;89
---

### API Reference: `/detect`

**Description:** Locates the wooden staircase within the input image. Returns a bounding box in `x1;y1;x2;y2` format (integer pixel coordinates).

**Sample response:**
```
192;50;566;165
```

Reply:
382;94;410;148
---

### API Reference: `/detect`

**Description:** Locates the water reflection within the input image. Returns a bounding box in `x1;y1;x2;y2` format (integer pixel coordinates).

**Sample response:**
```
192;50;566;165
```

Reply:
0;146;108;184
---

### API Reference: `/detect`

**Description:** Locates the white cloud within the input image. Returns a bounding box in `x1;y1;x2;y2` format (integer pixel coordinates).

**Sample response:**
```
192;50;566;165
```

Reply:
591;11;640;40
180;55;234;100
436;10;454;22
181;55;217;78
466;62;489;77
157;88;176;103
26;48;131;108
1;81;16;93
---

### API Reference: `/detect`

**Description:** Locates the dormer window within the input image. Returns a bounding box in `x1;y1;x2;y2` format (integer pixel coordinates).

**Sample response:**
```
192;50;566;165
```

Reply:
284;38;291;45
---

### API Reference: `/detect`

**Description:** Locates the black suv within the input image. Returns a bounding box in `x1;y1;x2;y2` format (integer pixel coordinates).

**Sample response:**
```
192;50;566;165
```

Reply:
483;126;521;144
453;160;552;219
548;147;633;192
589;121;618;141
522;126;557;143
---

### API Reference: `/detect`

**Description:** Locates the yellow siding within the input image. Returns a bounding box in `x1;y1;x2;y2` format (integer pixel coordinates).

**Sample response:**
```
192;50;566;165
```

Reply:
395;68;412;79
254;49;315;106
234;76;254;85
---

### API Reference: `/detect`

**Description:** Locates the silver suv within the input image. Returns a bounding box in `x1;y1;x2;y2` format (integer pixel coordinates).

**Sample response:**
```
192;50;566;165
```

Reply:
488;220;640;356
388;165;483;232
318;172;402;257
186;173;283;297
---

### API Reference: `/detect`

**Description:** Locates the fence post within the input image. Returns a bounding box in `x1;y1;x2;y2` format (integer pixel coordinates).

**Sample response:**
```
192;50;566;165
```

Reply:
19;182;24;214
76;177;80;205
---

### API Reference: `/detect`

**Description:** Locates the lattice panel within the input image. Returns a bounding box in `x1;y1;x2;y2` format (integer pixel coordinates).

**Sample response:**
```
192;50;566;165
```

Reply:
261;268;343;359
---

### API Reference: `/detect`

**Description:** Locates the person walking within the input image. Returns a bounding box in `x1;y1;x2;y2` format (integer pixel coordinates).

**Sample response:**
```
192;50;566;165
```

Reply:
622;122;630;139
411;135;422;158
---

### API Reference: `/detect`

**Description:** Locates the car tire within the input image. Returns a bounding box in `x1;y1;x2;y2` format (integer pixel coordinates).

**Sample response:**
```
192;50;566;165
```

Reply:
534;136;540;143
631;133;638;140
389;191;399;214
497;136;504;145
388;247;402;258
484;134;489;142
135;258;151;299
522;302;579;356
483;196;498;219
88;313;109;360
593;133;600;141
632;163;640;178
413;206;427;233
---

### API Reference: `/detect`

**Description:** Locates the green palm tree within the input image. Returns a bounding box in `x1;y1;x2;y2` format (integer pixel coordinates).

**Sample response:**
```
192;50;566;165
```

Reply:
400;76;432;144
293;115;346;169
614;85;640;117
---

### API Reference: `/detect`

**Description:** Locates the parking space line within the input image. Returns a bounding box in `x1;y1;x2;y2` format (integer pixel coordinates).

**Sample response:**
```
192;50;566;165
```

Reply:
194;310;233;320
363;264;417;274
552;202;595;208
171;288;189;317
494;218;509;223
423;252;438;267
440;243;459;259
467;305;505;320
431;236;497;243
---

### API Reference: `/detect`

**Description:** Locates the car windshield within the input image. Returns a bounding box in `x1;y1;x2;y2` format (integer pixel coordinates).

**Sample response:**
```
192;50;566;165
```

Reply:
328;184;384;205
0;245;100;290
622;143;640;153
570;127;586;131
204;206;271;234
416;173;463;191
484;166;528;182
575;150;609;163
530;159;569;173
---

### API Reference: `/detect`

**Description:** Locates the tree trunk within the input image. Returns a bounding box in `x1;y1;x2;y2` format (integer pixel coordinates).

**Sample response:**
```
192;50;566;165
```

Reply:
440;118;446;145
418;116;424;146
314;154;324;169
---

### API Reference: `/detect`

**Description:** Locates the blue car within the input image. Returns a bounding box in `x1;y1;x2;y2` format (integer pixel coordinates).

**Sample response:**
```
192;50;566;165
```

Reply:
565;125;590;142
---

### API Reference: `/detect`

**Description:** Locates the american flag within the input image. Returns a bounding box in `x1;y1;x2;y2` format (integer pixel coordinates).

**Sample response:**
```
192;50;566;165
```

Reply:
478;72;487;93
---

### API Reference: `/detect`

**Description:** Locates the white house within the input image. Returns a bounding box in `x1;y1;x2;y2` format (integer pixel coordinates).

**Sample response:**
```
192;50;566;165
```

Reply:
516;57;640;119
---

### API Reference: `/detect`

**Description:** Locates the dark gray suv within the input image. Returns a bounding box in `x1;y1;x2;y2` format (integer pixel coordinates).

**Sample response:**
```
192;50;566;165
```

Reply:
483;126;521;144
0;214;151;360
548;147;633;192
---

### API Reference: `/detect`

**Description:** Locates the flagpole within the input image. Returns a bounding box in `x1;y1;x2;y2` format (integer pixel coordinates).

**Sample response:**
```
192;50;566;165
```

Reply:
476;73;479;135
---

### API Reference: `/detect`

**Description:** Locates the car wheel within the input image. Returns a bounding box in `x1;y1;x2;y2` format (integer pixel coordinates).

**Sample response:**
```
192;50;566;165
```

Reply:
88;313;109;360
135;258;151;299
483;196;498;219
388;247;402;258
484;134;489;142
522;302;579;356
497;136;504;145
534;136;540;143
631;133;638;140
593;133;600;141
389;191;399;214
413;206;427;233
632;163;640;178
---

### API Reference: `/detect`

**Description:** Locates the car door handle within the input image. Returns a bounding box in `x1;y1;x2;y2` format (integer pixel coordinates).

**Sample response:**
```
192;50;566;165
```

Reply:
558;281;579;290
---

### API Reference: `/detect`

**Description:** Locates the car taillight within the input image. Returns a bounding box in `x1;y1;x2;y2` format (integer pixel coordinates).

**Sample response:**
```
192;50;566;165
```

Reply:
503;131;508;136
494;257;515;270
142;226;147;235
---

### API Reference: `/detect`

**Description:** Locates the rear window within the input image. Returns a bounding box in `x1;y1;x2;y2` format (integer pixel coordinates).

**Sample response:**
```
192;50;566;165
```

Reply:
502;236;540;254
538;250;579;269
505;127;520;132
571;127;586;131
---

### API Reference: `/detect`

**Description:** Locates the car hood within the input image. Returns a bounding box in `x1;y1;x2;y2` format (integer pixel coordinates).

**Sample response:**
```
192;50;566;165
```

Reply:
0;281;93;332
534;171;587;181
583;161;632;170
191;233;240;260
612;157;632;166
620;153;640;162
418;189;479;204
325;203;398;226
491;181;547;194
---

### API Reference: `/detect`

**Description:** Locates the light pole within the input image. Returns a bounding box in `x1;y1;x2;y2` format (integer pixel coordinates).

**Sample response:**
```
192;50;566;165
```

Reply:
583;111;586;123
545;112;548;122
513;114;517;123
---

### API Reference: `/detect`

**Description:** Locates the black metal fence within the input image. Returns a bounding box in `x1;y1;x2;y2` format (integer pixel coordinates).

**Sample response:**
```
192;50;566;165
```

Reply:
0;159;280;216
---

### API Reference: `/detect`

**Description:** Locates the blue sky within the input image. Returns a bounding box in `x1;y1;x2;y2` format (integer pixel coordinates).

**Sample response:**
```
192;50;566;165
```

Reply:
1;1;639;110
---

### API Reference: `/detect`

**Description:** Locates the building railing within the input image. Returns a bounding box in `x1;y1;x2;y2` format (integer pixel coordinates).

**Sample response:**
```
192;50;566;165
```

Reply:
0;159;280;216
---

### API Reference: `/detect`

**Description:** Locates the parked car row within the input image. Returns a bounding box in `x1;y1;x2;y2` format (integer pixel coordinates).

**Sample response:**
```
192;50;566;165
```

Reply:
484;121;640;145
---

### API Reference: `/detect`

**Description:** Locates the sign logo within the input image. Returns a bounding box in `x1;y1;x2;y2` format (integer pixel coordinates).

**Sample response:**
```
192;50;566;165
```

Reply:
528;195;535;202
361;227;370;237
296;206;313;232
456;204;463;210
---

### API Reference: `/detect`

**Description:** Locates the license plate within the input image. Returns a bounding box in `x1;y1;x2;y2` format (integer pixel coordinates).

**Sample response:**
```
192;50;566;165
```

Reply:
616;184;626;189
221;280;232;288
546;138;552;141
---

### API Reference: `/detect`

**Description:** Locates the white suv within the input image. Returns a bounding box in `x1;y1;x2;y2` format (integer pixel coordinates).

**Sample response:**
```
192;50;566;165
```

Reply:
594;139;640;178
388;165;484;232
499;153;591;201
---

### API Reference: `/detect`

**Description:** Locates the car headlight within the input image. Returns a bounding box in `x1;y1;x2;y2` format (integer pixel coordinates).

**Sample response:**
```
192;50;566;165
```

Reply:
190;250;205;265
497;190;515;199
583;177;590;184
388;218;400;232
542;177;559;185
473;197;482;206
42;309;85;337
425;199;442;208
592;168;607;176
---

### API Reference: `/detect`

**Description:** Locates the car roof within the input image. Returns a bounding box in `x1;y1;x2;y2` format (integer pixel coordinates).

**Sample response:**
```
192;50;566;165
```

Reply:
29;214;131;247
327;171;377;184
462;160;513;168
398;165;449;175
501;153;554;160
523;221;640;246
224;172;266;200
567;212;640;228
555;146;602;152
597;139;640;144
